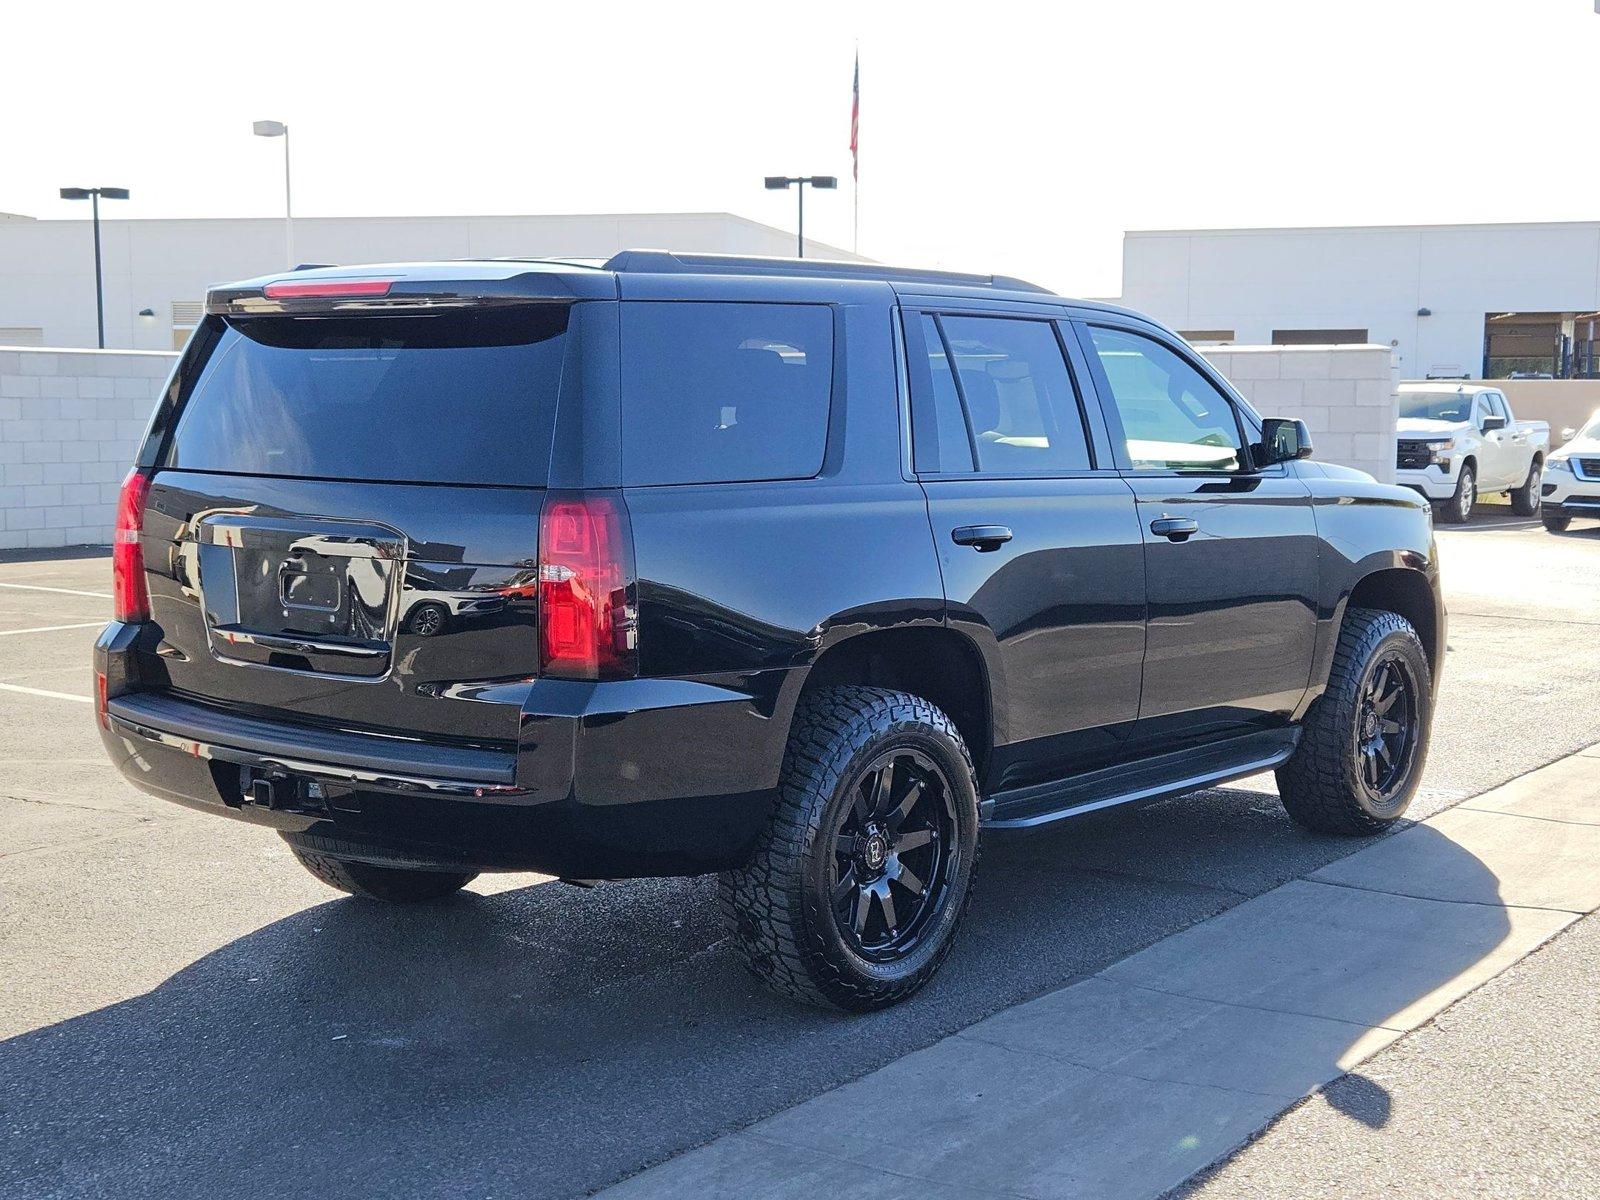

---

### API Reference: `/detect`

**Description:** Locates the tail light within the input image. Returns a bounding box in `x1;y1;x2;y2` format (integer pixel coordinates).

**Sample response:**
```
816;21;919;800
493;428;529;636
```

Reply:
537;491;638;681
262;278;395;299
112;470;152;623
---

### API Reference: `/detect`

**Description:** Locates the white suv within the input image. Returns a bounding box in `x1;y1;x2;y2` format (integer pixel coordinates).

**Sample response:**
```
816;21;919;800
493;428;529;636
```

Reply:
1542;409;1600;532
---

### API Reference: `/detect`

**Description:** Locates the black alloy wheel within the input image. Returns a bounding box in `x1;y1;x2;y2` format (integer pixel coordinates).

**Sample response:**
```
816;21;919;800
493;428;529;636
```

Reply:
1277;607;1432;835
720;686;980;1011
1354;652;1420;805
829;747;958;964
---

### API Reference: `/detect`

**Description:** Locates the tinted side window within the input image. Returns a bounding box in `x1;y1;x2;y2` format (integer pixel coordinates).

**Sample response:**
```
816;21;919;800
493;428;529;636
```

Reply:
915;314;977;473
620;302;832;486
1086;326;1245;472
934;316;1092;474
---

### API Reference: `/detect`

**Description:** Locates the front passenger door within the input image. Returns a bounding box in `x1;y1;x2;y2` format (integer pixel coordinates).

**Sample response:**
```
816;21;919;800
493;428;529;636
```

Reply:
1076;322;1320;749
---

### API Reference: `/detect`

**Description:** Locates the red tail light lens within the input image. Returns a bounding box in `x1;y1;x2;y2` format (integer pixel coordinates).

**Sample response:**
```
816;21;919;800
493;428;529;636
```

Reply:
537;492;637;681
112;470;152;623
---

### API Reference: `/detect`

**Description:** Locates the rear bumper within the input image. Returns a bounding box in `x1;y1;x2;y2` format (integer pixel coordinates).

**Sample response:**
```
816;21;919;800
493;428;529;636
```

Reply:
96;623;789;877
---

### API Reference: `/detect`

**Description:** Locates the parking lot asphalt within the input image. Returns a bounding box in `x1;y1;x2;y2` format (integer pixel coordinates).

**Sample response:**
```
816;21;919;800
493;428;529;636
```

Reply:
2;507;1598;1200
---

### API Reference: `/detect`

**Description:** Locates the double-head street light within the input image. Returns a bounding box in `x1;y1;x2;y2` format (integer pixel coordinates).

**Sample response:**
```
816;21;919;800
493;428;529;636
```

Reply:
764;175;837;258
252;120;293;268
58;186;129;349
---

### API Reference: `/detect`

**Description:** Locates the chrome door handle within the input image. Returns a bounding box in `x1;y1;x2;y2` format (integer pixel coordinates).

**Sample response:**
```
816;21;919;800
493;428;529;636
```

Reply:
1150;517;1199;541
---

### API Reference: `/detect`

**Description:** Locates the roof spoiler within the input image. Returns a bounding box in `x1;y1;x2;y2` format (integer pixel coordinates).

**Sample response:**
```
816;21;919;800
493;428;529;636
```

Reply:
206;269;615;316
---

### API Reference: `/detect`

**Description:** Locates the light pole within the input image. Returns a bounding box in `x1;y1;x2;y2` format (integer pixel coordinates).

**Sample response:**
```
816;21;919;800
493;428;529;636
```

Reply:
58;186;128;349
764;175;837;258
253;120;293;268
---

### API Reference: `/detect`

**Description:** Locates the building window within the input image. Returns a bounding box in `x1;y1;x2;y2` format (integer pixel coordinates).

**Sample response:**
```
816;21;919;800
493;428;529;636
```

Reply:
0;326;45;347
1177;330;1235;344
1270;328;1369;345
171;301;204;350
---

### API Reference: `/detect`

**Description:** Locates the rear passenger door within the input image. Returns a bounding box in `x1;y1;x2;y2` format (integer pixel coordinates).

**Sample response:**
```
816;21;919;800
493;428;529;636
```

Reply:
904;306;1146;791
1075;321;1319;748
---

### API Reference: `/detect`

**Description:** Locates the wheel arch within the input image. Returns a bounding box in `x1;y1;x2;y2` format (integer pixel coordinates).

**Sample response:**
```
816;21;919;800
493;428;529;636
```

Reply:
792;627;994;781
1344;566;1442;679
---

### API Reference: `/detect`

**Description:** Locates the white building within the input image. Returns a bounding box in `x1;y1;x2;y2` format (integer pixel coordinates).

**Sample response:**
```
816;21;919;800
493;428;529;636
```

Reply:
1119;220;1600;381
0;212;860;351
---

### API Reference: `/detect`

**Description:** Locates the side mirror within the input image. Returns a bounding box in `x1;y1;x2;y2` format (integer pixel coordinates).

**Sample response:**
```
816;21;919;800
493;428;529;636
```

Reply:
1257;417;1313;466
1481;414;1508;432
1561;427;1577;443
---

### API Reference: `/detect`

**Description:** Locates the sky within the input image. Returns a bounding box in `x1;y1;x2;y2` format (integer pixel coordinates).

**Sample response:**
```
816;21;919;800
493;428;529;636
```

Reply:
4;0;1600;298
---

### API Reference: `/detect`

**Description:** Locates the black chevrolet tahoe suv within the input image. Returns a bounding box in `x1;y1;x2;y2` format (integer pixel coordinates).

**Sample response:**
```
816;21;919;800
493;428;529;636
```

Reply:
96;250;1445;1011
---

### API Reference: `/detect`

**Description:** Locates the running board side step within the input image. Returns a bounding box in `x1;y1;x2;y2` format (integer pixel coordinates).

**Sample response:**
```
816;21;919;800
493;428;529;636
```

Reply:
982;728;1300;830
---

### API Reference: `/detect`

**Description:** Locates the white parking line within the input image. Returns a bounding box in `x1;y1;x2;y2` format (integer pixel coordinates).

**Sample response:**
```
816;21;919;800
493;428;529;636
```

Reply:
0;682;92;704
0;582;111;599
0;622;104;637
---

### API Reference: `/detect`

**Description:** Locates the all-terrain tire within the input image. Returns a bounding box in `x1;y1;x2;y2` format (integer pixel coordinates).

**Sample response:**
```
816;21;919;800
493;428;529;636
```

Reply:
719;686;980;1012
287;842;478;902
1509;459;1543;517
1435;462;1476;524
1277;607;1432;835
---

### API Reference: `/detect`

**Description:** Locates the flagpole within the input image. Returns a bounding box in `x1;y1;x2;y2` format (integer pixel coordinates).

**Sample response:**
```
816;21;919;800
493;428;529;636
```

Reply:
851;46;860;255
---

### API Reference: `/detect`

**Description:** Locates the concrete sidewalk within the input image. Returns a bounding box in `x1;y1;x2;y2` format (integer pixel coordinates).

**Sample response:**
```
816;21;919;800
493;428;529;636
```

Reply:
598;747;1600;1200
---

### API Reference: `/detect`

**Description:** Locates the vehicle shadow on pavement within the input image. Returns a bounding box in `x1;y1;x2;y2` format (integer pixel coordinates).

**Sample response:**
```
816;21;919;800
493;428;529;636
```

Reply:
0;791;1511;1200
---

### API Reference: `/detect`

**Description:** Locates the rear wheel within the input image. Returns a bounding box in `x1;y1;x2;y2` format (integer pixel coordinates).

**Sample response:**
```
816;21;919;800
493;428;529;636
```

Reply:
1436;463;1476;524
1277;608;1431;835
1510;460;1543;516
720;686;980;1012
1543;512;1572;533
286;841;478;902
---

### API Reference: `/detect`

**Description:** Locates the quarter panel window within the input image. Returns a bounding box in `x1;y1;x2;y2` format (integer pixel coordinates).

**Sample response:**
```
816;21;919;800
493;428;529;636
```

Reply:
620;301;833;486
1086;326;1246;473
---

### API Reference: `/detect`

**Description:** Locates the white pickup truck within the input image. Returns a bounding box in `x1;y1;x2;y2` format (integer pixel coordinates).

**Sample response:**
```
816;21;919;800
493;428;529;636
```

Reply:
1395;383;1550;522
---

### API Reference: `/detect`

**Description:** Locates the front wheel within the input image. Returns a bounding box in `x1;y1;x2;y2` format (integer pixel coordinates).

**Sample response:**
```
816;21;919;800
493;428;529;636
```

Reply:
1436;463;1476;524
1543;512;1572;533
720;686;980;1012
1277;608;1432;835
1510;460;1543;516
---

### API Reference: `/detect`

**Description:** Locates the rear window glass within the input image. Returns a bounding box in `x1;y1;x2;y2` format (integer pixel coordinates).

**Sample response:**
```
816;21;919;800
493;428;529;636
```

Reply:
620;301;833;486
164;306;568;485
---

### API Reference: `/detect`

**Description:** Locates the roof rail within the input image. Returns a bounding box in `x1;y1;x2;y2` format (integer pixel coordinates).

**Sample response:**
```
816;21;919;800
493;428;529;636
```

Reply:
601;249;1054;294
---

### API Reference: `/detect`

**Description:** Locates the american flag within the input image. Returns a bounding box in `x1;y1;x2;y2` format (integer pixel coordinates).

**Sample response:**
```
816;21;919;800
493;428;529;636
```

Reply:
850;51;860;180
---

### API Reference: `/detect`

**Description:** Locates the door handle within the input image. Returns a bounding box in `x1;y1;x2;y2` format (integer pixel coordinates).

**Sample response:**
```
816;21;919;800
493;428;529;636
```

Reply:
951;524;1013;552
1149;517;1199;541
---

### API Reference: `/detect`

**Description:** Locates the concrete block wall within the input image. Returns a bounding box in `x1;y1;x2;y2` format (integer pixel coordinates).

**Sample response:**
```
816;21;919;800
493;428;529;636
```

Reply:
0;347;178;550
1;340;1404;551
1199;344;1399;484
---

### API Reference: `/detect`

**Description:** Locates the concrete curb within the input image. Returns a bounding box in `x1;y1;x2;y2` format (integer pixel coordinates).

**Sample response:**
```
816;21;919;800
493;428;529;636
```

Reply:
596;748;1600;1200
